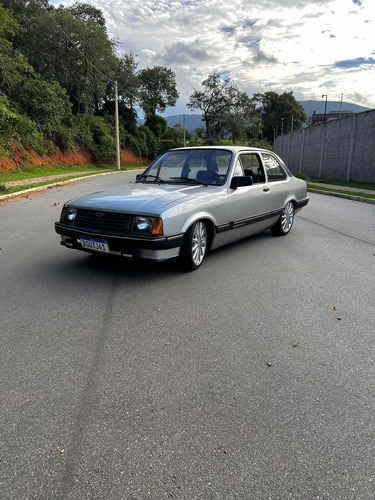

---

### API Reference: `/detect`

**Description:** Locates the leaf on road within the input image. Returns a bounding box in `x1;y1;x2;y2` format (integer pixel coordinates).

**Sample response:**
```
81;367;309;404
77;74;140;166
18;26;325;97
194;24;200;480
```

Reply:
165;342;172;346
60;449;65;454
331;306;337;311
293;343;301;348
53;202;61;206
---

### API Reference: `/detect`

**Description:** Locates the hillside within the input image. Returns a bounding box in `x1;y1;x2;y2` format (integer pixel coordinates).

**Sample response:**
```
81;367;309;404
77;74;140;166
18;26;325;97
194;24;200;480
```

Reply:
0;144;147;172
165;114;204;133
300;100;370;118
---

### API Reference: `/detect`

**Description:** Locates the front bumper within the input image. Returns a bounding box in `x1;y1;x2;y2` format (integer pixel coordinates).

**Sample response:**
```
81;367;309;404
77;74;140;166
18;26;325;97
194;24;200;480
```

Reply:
55;222;184;261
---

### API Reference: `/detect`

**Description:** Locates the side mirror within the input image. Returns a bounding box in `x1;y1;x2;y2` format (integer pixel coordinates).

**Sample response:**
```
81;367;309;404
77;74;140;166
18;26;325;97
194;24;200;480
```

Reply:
230;176;253;189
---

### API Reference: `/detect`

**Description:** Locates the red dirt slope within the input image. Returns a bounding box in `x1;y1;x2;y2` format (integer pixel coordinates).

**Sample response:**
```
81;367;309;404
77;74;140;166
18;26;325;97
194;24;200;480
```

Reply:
0;144;147;171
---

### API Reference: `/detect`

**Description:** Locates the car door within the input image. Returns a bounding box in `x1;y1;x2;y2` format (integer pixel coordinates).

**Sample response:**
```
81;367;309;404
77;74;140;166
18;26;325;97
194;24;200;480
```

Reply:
260;152;292;210
225;153;278;244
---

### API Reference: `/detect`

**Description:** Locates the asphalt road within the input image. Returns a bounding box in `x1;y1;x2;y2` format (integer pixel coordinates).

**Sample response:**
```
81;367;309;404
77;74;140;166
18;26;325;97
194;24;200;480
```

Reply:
1;172;375;500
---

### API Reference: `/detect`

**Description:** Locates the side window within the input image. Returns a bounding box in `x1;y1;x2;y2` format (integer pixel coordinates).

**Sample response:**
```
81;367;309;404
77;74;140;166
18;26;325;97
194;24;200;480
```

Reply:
261;153;288;182
233;159;244;177
239;154;265;184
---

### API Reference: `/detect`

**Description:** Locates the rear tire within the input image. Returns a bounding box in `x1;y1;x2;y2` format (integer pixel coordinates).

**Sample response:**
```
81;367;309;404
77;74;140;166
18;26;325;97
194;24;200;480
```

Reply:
180;220;207;271
271;201;294;236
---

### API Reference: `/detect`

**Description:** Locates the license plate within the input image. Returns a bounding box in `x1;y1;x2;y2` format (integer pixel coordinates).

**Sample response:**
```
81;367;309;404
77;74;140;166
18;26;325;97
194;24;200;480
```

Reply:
79;236;109;253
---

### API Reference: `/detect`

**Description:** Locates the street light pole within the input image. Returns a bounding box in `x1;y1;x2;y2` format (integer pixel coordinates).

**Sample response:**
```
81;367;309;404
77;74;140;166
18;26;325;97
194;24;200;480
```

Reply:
281;117;284;135
322;94;328;122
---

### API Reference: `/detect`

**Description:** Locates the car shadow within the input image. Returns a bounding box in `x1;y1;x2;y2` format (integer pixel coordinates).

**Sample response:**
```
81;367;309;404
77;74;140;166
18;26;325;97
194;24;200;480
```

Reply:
48;230;274;280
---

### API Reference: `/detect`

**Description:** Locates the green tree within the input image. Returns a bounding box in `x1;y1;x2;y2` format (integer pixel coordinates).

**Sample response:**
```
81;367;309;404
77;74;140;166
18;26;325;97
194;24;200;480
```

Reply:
115;52;141;132
245;116;264;140
225;89;254;142
13;75;73;145
253;91;307;140
139;66;179;121
9;2;118;114
187;73;237;140
0;5;34;95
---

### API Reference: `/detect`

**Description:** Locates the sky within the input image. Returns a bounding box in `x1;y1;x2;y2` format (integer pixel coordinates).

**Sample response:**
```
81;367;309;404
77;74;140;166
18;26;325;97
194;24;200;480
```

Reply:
52;0;375;115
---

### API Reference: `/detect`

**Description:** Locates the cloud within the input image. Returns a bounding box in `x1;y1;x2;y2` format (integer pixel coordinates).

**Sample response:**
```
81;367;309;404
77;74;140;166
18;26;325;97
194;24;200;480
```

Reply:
162;41;214;65
252;47;278;64
53;0;375;110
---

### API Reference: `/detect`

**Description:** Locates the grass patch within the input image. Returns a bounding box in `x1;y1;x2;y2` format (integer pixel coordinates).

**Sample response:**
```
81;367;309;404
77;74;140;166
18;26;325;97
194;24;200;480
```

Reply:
0;163;146;196
307;184;375;200
295;173;375;191
0;162;145;183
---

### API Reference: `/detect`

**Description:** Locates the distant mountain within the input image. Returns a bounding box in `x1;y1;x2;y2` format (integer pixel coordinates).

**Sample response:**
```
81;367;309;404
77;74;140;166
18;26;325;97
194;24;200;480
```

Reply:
164;114;204;133
300;100;370;118
164;101;371;133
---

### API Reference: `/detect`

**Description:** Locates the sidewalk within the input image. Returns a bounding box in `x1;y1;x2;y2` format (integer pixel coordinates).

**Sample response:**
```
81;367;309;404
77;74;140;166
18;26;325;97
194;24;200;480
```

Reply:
307;182;375;205
3;170;112;188
0;170;127;203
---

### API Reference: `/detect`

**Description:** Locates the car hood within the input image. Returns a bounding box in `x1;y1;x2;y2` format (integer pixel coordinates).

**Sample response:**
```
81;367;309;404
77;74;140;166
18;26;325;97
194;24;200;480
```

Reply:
67;182;213;214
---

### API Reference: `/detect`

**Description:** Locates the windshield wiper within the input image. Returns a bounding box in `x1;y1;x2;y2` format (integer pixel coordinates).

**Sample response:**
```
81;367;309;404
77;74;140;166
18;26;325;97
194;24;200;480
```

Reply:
138;174;166;183
169;176;207;186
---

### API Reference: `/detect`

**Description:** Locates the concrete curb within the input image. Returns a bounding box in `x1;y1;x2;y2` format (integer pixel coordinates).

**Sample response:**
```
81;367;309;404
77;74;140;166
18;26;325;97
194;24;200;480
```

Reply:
0;170;142;203
307;187;375;205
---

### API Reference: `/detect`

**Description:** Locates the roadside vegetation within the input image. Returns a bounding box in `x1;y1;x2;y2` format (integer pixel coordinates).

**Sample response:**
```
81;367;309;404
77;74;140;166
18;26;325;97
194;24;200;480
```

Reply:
295;173;375;199
0;162;144;195
0;0;307;171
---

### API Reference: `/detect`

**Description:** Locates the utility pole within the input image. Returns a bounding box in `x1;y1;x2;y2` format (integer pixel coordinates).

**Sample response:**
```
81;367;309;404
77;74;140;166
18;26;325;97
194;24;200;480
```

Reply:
322;94;328;122
339;93;343;118
291;115;294;133
183;114;186;147
115;81;121;171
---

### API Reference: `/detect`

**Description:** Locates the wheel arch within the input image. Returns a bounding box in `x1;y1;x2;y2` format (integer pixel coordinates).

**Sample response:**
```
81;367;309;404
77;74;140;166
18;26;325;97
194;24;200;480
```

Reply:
181;213;216;249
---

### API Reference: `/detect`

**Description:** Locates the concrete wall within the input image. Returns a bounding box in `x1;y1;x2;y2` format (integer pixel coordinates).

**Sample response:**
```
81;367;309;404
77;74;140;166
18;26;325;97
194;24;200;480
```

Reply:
274;108;375;183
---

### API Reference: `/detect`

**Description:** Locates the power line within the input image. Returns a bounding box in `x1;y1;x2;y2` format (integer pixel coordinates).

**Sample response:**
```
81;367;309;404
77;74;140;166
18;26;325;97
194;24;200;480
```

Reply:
42;5;115;85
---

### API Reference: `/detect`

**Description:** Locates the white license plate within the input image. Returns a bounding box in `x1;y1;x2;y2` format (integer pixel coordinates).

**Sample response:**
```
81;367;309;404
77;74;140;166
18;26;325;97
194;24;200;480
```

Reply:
79;236;109;253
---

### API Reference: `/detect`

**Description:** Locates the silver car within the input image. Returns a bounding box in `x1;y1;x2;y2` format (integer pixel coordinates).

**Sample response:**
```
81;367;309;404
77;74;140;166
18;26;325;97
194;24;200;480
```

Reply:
55;146;309;270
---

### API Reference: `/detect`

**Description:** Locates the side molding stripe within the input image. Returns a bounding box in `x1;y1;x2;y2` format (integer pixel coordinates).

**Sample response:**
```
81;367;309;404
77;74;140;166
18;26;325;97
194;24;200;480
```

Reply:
216;209;282;233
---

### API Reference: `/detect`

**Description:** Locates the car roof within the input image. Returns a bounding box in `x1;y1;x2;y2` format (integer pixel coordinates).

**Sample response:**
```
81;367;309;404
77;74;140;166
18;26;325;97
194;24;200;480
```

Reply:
170;146;272;154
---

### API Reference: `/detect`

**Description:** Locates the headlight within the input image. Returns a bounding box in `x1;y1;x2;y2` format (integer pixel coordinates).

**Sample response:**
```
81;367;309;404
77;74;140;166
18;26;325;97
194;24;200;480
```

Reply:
60;207;77;222
132;216;163;235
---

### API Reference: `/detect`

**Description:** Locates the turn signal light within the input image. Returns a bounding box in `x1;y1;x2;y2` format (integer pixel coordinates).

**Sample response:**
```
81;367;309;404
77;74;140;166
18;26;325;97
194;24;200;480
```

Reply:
151;218;163;235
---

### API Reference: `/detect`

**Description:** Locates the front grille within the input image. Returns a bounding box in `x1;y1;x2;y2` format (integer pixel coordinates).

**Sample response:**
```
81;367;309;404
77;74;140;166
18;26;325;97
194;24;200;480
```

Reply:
74;209;132;234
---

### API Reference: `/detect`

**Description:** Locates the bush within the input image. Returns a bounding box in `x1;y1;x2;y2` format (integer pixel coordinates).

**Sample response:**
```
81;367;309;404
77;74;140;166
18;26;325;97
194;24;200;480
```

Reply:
0;90;47;154
72;114;115;162
120;130;138;158
13;77;73;145
138;125;158;159
157;139;178;156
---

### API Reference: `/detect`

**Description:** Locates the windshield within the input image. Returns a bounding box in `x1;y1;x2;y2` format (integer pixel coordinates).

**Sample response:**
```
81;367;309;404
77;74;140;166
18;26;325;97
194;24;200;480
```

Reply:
138;149;232;186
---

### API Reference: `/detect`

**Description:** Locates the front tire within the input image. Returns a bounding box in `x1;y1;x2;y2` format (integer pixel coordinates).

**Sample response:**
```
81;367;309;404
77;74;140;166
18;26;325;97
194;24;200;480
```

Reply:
271;201;295;236
180;220;207;270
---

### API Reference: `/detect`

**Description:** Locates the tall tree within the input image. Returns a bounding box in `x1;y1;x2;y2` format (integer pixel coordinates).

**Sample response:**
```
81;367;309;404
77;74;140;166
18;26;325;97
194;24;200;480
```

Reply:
187;73;235;140
139;66;179;120
8;2;118;114
225;89;254;142
112;52;141;131
253;91;307;140
0;5;33;95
